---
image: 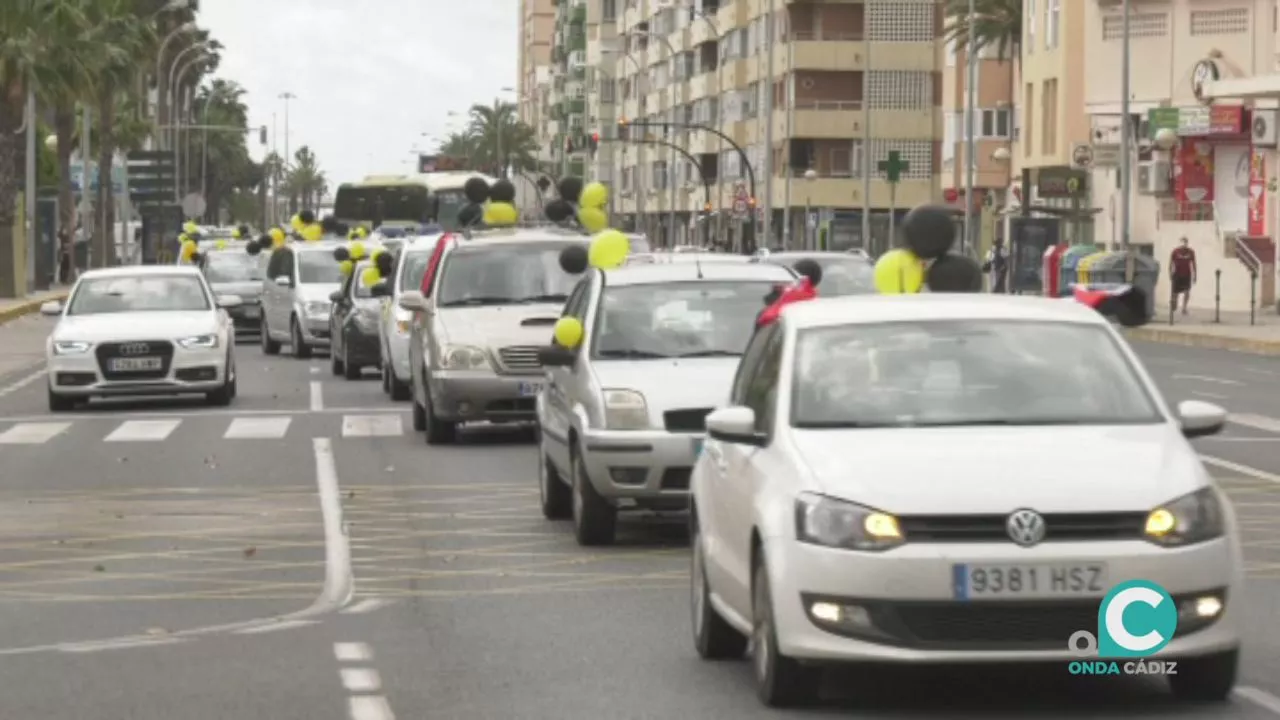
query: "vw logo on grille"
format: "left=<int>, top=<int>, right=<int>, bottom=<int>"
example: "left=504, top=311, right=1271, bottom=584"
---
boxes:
left=118, top=342, right=150, bottom=356
left=1006, top=509, right=1047, bottom=547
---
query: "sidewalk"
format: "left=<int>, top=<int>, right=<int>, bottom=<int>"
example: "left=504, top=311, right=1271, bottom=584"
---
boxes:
left=0, top=287, right=71, bottom=326
left=1125, top=305, right=1280, bottom=356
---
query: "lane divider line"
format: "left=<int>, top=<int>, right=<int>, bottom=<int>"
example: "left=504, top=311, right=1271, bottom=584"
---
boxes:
left=348, top=696, right=395, bottom=720
left=0, top=368, right=46, bottom=398
left=310, top=381, right=324, bottom=411
left=1236, top=686, right=1280, bottom=716
left=314, top=438, right=354, bottom=609
left=340, top=668, right=382, bottom=693
left=233, top=619, right=318, bottom=635
left=341, top=597, right=392, bottom=614
left=334, top=642, right=373, bottom=662
left=1201, top=455, right=1280, bottom=484
left=335, top=643, right=395, bottom=719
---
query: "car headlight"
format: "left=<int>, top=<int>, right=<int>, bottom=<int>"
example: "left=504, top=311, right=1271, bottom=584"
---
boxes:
left=1144, top=487, right=1224, bottom=547
left=304, top=301, right=329, bottom=316
left=436, top=344, right=489, bottom=370
left=794, top=493, right=903, bottom=552
left=177, top=334, right=219, bottom=349
left=603, top=389, right=649, bottom=430
left=51, top=340, right=91, bottom=355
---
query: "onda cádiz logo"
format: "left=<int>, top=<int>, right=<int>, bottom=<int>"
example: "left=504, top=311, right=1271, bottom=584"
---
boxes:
left=1067, top=580, right=1179, bottom=676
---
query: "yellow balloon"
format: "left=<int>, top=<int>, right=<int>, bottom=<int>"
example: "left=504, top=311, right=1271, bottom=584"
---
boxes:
left=873, top=248, right=925, bottom=294
left=180, top=240, right=197, bottom=261
left=182, top=221, right=198, bottom=234
left=232, top=228, right=242, bottom=239
left=290, top=215, right=305, bottom=232
left=580, top=181, right=608, bottom=209
left=215, top=240, right=227, bottom=250
left=339, top=259, right=354, bottom=276
left=577, top=206, right=608, bottom=233
left=355, top=226, right=368, bottom=238
left=177, top=233, right=190, bottom=244
left=349, top=241, right=366, bottom=260
left=301, top=223, right=324, bottom=242
left=553, top=316, right=584, bottom=349
left=483, top=202, right=519, bottom=226
left=588, top=230, right=629, bottom=269
left=268, top=227, right=285, bottom=244
left=360, top=266, right=381, bottom=288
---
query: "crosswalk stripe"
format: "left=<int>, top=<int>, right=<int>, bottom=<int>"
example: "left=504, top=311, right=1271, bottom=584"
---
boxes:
left=341, top=414, right=403, bottom=437
left=104, top=419, right=181, bottom=442
left=0, top=422, right=71, bottom=444
left=223, top=416, right=292, bottom=439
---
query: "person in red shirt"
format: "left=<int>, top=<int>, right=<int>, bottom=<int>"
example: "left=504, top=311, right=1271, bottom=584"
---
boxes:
left=1169, top=237, right=1196, bottom=315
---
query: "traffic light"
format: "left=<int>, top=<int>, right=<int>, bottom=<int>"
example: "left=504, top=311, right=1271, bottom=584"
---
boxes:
left=565, top=136, right=575, bottom=153
left=589, top=132, right=599, bottom=156
left=616, top=117, right=630, bottom=141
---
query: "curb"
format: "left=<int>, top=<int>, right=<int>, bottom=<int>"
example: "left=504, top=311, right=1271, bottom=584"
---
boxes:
left=1124, top=326, right=1280, bottom=356
left=0, top=292, right=69, bottom=327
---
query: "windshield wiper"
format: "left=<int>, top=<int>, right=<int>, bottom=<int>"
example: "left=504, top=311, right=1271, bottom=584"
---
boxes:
left=516, top=294, right=569, bottom=304
left=595, top=349, right=672, bottom=359
left=438, top=296, right=519, bottom=307
left=673, top=350, right=741, bottom=358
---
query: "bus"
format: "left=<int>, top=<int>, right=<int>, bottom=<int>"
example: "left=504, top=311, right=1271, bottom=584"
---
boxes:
left=331, top=172, right=499, bottom=232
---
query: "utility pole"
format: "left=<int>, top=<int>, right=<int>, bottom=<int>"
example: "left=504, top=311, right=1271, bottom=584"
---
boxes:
left=963, top=0, right=977, bottom=255
left=781, top=40, right=794, bottom=249
left=24, top=79, right=37, bottom=289
left=861, top=21, right=872, bottom=252
left=279, top=91, right=295, bottom=172
left=1120, top=0, right=1134, bottom=280
left=761, top=8, right=775, bottom=248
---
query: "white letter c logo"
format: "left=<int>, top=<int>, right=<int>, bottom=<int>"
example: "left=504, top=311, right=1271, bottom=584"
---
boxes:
left=1105, top=587, right=1166, bottom=652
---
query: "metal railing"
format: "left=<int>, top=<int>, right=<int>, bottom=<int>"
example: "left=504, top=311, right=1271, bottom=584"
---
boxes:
left=791, top=100, right=863, bottom=111
left=789, top=31, right=865, bottom=42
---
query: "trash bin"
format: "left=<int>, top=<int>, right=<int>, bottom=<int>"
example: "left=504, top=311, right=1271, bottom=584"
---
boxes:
left=1082, top=252, right=1162, bottom=320
left=1058, top=245, right=1101, bottom=296
left=1075, top=251, right=1109, bottom=286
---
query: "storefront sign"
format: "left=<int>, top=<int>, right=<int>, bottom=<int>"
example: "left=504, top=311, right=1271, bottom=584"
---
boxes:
left=1036, top=166, right=1089, bottom=199
left=1174, top=105, right=1246, bottom=137
left=1210, top=106, right=1244, bottom=135
left=1249, top=148, right=1266, bottom=236
left=1148, top=108, right=1180, bottom=139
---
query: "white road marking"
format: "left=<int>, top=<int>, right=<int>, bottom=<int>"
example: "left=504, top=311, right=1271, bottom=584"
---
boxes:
left=61, top=637, right=187, bottom=653
left=341, top=414, right=402, bottom=438
left=1229, top=413, right=1280, bottom=434
left=104, top=418, right=181, bottom=442
left=224, top=416, right=293, bottom=439
left=310, top=381, right=324, bottom=411
left=1191, top=390, right=1227, bottom=400
left=310, top=366, right=321, bottom=375
left=1172, top=373, right=1243, bottom=386
left=0, top=406, right=409, bottom=423
left=340, top=668, right=382, bottom=693
left=0, top=422, right=70, bottom=444
left=348, top=696, right=395, bottom=720
left=1236, top=686, right=1280, bottom=716
left=0, top=368, right=47, bottom=398
left=1204, top=438, right=1280, bottom=443
left=233, top=619, right=316, bottom=634
left=342, top=597, right=392, bottom=614
left=314, top=438, right=354, bottom=608
left=334, top=642, right=373, bottom=662
left=1201, top=455, right=1280, bottom=484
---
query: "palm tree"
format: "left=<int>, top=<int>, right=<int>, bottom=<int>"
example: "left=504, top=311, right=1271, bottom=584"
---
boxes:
left=284, top=146, right=326, bottom=212
left=466, top=100, right=540, bottom=176
left=188, top=79, right=255, bottom=224
left=943, top=0, right=1022, bottom=62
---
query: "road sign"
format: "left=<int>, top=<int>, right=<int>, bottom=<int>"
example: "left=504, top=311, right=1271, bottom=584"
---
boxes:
left=732, top=183, right=749, bottom=215
left=1071, top=143, right=1094, bottom=169
left=126, top=150, right=177, bottom=207
left=181, top=193, right=207, bottom=218
left=878, top=151, right=909, bottom=183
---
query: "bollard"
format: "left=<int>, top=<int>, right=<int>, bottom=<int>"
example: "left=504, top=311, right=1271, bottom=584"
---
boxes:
left=1251, top=271, right=1258, bottom=326
left=1214, top=269, right=1222, bottom=323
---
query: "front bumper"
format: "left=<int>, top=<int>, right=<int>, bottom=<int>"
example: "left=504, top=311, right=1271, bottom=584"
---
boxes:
left=298, top=313, right=331, bottom=347
left=766, top=536, right=1241, bottom=663
left=428, top=370, right=544, bottom=423
left=227, top=303, right=262, bottom=331
left=579, top=428, right=700, bottom=505
left=48, top=344, right=229, bottom=397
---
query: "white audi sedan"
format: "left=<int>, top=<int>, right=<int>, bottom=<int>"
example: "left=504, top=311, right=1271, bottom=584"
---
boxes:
left=689, top=293, right=1242, bottom=707
left=42, top=266, right=240, bottom=411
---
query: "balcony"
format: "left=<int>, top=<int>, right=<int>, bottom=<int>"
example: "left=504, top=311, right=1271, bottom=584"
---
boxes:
left=789, top=33, right=867, bottom=72
left=771, top=103, right=865, bottom=140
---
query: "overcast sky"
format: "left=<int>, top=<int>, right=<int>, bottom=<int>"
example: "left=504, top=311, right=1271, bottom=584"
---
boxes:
left=201, top=0, right=518, bottom=191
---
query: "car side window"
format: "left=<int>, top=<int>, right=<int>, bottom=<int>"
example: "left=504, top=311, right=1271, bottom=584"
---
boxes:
left=742, top=329, right=784, bottom=434
left=730, top=323, right=778, bottom=406
left=561, top=280, right=588, bottom=319
left=266, top=248, right=292, bottom=280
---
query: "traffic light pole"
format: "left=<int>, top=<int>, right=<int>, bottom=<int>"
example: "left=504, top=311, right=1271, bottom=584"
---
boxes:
left=627, top=137, right=712, bottom=247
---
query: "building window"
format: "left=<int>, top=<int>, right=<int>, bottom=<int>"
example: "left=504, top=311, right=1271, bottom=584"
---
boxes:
left=1041, top=78, right=1058, bottom=156
left=1023, top=83, right=1034, bottom=157
left=1027, top=0, right=1036, bottom=52
left=1102, top=13, right=1168, bottom=40
left=602, top=0, right=616, bottom=22
left=1047, top=0, right=1060, bottom=49
left=867, top=70, right=932, bottom=110
left=1190, top=8, right=1249, bottom=36
left=866, top=0, right=934, bottom=42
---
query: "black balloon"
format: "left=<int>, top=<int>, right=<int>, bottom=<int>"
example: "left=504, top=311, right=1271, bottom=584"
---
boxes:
left=489, top=179, right=517, bottom=203
left=256, top=235, right=273, bottom=251
left=463, top=177, right=491, bottom=204
left=557, top=176, right=583, bottom=204
left=190, top=252, right=203, bottom=265
left=536, top=176, right=552, bottom=191
left=237, top=224, right=250, bottom=237
left=926, top=253, right=983, bottom=293
left=299, top=209, right=316, bottom=225
left=246, top=241, right=261, bottom=256
left=545, top=199, right=574, bottom=222
left=333, top=246, right=350, bottom=262
left=901, top=204, right=956, bottom=260
left=457, top=203, right=483, bottom=227
left=559, top=244, right=588, bottom=274
left=375, top=251, right=394, bottom=277
left=793, top=259, right=823, bottom=287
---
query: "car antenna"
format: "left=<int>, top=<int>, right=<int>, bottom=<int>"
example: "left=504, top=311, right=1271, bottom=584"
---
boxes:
left=694, top=253, right=704, bottom=280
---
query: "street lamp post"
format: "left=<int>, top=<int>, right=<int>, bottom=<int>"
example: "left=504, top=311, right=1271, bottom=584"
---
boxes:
left=279, top=92, right=296, bottom=173
left=166, top=40, right=208, bottom=152
left=803, top=168, right=817, bottom=250
left=962, top=0, right=978, bottom=255
left=169, top=49, right=208, bottom=202
left=153, top=21, right=196, bottom=148
left=633, top=31, right=678, bottom=247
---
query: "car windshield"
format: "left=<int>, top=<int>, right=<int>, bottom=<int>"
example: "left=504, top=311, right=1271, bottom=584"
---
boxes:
left=399, top=250, right=434, bottom=292
left=297, top=251, right=344, bottom=284
left=436, top=243, right=580, bottom=307
left=767, top=256, right=873, bottom=296
left=353, top=265, right=378, bottom=299
left=790, top=320, right=1161, bottom=428
left=204, top=253, right=264, bottom=283
left=592, top=281, right=775, bottom=359
left=67, top=275, right=211, bottom=315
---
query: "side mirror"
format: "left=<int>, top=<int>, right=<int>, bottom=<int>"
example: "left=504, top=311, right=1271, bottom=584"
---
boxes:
left=329, top=290, right=345, bottom=303
left=274, top=275, right=292, bottom=287
left=216, top=294, right=243, bottom=308
left=536, top=344, right=577, bottom=367
left=706, top=406, right=765, bottom=446
left=39, top=301, right=62, bottom=316
left=1177, top=400, right=1227, bottom=439
left=370, top=281, right=391, bottom=298
left=398, top=290, right=427, bottom=312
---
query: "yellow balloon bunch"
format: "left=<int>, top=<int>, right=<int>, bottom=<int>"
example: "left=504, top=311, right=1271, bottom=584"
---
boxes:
left=349, top=241, right=367, bottom=261
left=269, top=227, right=286, bottom=248
left=339, top=260, right=354, bottom=276
left=214, top=240, right=227, bottom=250
left=290, top=214, right=305, bottom=233
left=179, top=238, right=197, bottom=262
left=576, top=182, right=609, bottom=233
left=483, top=202, right=519, bottom=226
left=300, top=223, right=324, bottom=242
left=347, top=226, right=369, bottom=240
left=183, top=221, right=199, bottom=235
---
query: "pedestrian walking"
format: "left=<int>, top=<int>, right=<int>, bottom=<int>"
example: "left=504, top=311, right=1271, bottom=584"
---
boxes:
left=982, top=238, right=1008, bottom=293
left=1169, top=236, right=1196, bottom=315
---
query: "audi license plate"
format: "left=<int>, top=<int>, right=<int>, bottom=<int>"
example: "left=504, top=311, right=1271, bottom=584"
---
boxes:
left=108, top=357, right=163, bottom=372
left=952, top=563, right=1108, bottom=600
left=518, top=382, right=544, bottom=397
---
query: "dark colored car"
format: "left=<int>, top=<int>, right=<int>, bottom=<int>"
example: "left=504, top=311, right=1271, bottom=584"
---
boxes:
left=200, top=246, right=267, bottom=338
left=329, top=260, right=384, bottom=379
left=752, top=251, right=875, bottom=296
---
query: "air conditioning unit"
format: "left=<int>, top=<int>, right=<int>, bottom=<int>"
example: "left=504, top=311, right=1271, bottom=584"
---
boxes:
left=1137, top=160, right=1172, bottom=196
left=1253, top=109, right=1279, bottom=148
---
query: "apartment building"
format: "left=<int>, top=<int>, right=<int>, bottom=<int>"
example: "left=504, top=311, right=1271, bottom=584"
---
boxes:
left=546, top=0, right=591, bottom=181
left=1083, top=0, right=1276, bottom=312
left=571, top=0, right=943, bottom=250
left=519, top=0, right=556, bottom=127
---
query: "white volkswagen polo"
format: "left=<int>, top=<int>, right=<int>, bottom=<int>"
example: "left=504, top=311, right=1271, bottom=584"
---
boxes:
left=689, top=293, right=1242, bottom=707
left=43, top=266, right=240, bottom=411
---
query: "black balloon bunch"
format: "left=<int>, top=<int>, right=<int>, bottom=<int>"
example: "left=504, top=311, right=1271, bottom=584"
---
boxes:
left=544, top=176, right=610, bottom=232
left=457, top=176, right=520, bottom=229
left=873, top=204, right=983, bottom=294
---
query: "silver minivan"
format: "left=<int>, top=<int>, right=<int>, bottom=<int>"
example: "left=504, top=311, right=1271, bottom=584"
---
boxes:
left=397, top=228, right=587, bottom=444
left=260, top=241, right=360, bottom=358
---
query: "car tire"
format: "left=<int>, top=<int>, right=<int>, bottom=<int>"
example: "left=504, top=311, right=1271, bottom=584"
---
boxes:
left=571, top=444, right=617, bottom=546
left=692, top=519, right=748, bottom=660
left=343, top=339, right=361, bottom=380
left=260, top=319, right=281, bottom=355
left=752, top=553, right=820, bottom=707
left=389, top=372, right=411, bottom=401
left=381, top=361, right=392, bottom=394
left=205, top=358, right=237, bottom=407
left=290, top=317, right=311, bottom=359
left=539, top=452, right=572, bottom=520
left=1168, top=650, right=1238, bottom=702
left=47, top=387, right=76, bottom=413
left=331, top=351, right=344, bottom=376
left=422, top=379, right=457, bottom=445
left=411, top=397, right=427, bottom=431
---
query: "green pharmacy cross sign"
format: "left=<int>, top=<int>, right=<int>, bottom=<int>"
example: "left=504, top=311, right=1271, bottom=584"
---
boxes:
left=879, top=150, right=909, bottom=183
